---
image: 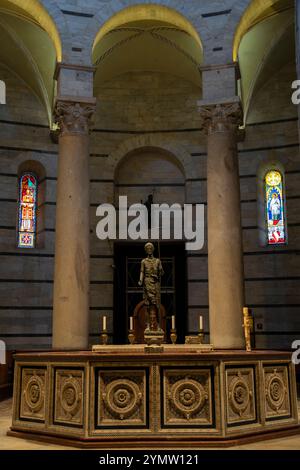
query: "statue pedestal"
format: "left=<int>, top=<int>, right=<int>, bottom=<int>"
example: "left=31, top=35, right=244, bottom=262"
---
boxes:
left=144, top=327, right=164, bottom=353
left=144, top=344, right=164, bottom=353
left=8, top=349, right=299, bottom=448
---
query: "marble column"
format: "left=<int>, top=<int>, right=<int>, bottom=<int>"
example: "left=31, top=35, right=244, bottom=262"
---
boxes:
left=200, top=102, right=245, bottom=349
left=52, top=99, right=95, bottom=350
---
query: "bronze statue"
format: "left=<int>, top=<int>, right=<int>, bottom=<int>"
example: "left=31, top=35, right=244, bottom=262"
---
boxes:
left=138, top=242, right=164, bottom=332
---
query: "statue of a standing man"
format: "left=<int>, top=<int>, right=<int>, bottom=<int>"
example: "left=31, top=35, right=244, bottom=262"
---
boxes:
left=138, top=242, right=164, bottom=333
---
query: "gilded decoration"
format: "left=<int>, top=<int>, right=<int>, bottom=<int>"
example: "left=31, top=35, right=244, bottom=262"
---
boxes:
left=264, top=366, right=290, bottom=419
left=97, top=370, right=147, bottom=427
left=54, top=369, right=84, bottom=426
left=226, top=368, right=256, bottom=425
left=163, top=369, right=213, bottom=426
left=20, top=368, right=46, bottom=422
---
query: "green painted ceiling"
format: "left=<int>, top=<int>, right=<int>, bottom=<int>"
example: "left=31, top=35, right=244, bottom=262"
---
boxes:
left=93, top=19, right=203, bottom=89
left=238, top=5, right=295, bottom=122
left=0, top=7, right=56, bottom=125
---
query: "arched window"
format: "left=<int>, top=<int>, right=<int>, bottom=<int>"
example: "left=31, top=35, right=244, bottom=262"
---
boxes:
left=265, top=170, right=286, bottom=245
left=18, top=173, right=38, bottom=248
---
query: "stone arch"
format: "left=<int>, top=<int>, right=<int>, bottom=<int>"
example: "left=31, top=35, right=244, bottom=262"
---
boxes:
left=0, top=1, right=70, bottom=125
left=40, top=0, right=71, bottom=60
left=227, top=0, right=294, bottom=122
left=107, top=135, right=194, bottom=181
left=3, top=0, right=69, bottom=62
left=222, top=0, right=251, bottom=61
left=86, top=1, right=210, bottom=65
left=243, top=17, right=294, bottom=122
left=225, top=0, right=292, bottom=62
left=18, top=159, right=46, bottom=180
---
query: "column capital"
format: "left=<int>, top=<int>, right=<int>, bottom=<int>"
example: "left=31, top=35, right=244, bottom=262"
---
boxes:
left=198, top=100, right=243, bottom=135
left=54, top=97, right=96, bottom=136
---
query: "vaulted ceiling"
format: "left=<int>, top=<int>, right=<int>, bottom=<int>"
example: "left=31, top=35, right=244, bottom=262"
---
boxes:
left=93, top=5, right=203, bottom=92
left=236, top=0, right=295, bottom=123
left=0, top=0, right=60, bottom=125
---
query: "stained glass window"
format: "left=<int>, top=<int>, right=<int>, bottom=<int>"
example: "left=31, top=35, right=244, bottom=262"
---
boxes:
left=265, top=170, right=286, bottom=245
left=18, top=173, right=37, bottom=248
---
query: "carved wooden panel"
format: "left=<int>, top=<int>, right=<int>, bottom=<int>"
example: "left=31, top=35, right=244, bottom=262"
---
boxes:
left=263, top=365, right=291, bottom=420
left=96, top=369, right=148, bottom=428
left=162, top=368, right=213, bottom=427
left=226, top=367, right=256, bottom=425
left=19, top=368, right=46, bottom=422
left=54, top=369, right=84, bottom=426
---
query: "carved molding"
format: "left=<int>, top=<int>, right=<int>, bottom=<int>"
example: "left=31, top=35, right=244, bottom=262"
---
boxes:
left=97, top=370, right=147, bottom=427
left=226, top=368, right=256, bottom=425
left=264, top=367, right=290, bottom=419
left=54, top=100, right=96, bottom=136
left=54, top=369, right=84, bottom=426
left=163, top=369, right=213, bottom=426
left=103, top=379, right=142, bottom=420
left=12, top=356, right=298, bottom=441
left=199, top=102, right=243, bottom=135
left=20, top=368, right=46, bottom=422
left=229, top=372, right=252, bottom=417
left=168, top=378, right=208, bottom=419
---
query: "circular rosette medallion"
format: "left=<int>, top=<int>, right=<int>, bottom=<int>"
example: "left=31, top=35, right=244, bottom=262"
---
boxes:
left=24, top=375, right=44, bottom=413
left=266, top=373, right=286, bottom=412
left=103, top=379, right=142, bottom=420
left=168, top=378, right=208, bottom=420
left=61, top=378, right=82, bottom=415
left=229, top=375, right=251, bottom=417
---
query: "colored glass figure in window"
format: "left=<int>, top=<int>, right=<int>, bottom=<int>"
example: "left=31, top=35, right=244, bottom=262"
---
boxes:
left=265, top=170, right=286, bottom=245
left=18, top=173, right=37, bottom=248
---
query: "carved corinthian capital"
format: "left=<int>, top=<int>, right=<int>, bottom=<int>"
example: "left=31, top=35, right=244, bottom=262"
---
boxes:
left=55, top=100, right=96, bottom=136
left=199, top=102, right=243, bottom=135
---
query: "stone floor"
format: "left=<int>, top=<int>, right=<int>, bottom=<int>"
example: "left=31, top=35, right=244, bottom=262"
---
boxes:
left=1, top=399, right=300, bottom=450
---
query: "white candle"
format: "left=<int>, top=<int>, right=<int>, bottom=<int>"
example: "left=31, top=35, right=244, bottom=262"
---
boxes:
left=130, top=316, right=133, bottom=330
left=171, top=315, right=175, bottom=329
left=102, top=315, right=107, bottom=332
left=199, top=315, right=203, bottom=331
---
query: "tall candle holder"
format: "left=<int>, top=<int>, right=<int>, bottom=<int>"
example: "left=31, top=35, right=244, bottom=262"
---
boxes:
left=170, top=315, right=177, bottom=344
left=128, top=316, right=135, bottom=344
left=101, top=331, right=108, bottom=345
left=170, top=328, right=177, bottom=345
left=101, top=315, right=108, bottom=345
left=128, top=329, right=135, bottom=345
left=198, top=314, right=204, bottom=344
left=198, top=328, right=204, bottom=344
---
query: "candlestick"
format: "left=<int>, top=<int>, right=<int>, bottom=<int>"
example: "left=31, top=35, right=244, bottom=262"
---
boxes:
left=102, top=315, right=107, bottom=332
left=101, top=332, right=108, bottom=345
left=130, top=316, right=133, bottom=331
left=171, top=315, right=175, bottom=329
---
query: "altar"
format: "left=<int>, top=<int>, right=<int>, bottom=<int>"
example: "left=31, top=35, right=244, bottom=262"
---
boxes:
left=8, top=347, right=299, bottom=448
